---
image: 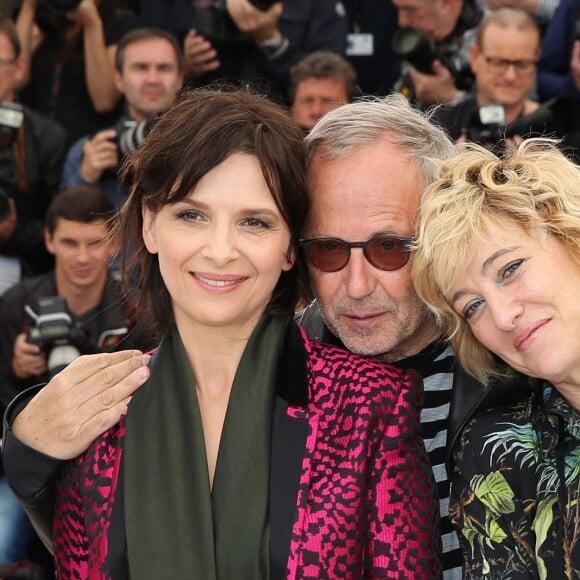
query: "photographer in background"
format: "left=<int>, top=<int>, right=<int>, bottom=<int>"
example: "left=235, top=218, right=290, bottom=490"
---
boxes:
left=0, top=185, right=154, bottom=409
left=289, top=50, right=358, bottom=132
left=433, top=8, right=540, bottom=142
left=59, top=27, right=184, bottom=207
left=393, top=0, right=482, bottom=106
left=15, top=0, right=139, bottom=142
left=0, top=16, right=67, bottom=295
left=141, top=0, right=348, bottom=101
left=0, top=185, right=153, bottom=576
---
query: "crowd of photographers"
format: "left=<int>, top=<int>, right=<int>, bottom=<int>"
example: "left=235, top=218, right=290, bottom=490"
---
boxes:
left=0, top=0, right=579, bottom=576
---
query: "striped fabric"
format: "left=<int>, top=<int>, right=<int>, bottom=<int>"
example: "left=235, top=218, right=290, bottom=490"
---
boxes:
left=396, top=342, right=462, bottom=580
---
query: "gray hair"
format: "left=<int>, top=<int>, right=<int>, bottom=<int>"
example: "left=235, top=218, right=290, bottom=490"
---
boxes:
left=305, top=93, right=456, bottom=187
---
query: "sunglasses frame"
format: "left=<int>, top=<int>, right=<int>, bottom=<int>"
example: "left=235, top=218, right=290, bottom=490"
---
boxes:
left=299, top=236, right=413, bottom=272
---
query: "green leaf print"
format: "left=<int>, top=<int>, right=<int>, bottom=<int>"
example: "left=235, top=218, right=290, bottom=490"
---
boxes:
left=532, top=495, right=558, bottom=580
left=471, top=471, right=516, bottom=517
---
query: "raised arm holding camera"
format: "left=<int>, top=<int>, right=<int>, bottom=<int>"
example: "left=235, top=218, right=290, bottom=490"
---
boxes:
left=0, top=16, right=67, bottom=294
left=0, top=185, right=154, bottom=411
left=176, top=0, right=348, bottom=100
left=392, top=0, right=482, bottom=106
left=60, top=27, right=184, bottom=207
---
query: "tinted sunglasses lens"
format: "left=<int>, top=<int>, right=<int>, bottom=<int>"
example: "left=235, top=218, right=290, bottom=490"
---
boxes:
left=305, top=239, right=349, bottom=272
left=367, top=238, right=410, bottom=270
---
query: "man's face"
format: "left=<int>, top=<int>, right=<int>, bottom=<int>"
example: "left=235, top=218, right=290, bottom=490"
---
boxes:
left=0, top=33, right=23, bottom=102
left=305, top=137, right=438, bottom=361
left=471, top=24, right=539, bottom=109
left=116, top=37, right=183, bottom=121
left=291, top=77, right=349, bottom=131
left=45, top=218, right=113, bottom=292
left=393, top=0, right=447, bottom=42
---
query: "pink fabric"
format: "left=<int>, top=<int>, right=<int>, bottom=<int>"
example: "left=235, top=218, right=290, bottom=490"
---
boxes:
left=54, top=330, right=440, bottom=578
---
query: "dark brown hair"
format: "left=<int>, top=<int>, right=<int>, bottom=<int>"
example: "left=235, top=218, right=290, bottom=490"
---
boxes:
left=114, top=27, right=183, bottom=73
left=289, top=50, right=359, bottom=104
left=45, top=185, right=114, bottom=234
left=118, top=87, right=309, bottom=336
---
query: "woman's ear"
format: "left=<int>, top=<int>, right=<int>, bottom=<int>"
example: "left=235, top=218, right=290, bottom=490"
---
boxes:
left=142, top=203, right=158, bottom=254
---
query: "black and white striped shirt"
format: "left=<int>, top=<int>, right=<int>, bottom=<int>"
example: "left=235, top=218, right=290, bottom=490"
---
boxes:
left=396, top=341, right=462, bottom=580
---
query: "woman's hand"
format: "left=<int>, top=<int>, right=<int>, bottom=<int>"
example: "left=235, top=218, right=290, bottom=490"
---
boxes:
left=12, top=350, right=151, bottom=460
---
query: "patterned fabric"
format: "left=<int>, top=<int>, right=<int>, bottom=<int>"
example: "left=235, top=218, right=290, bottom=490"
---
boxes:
left=53, top=328, right=441, bottom=579
left=397, top=342, right=462, bottom=579
left=450, top=384, right=580, bottom=579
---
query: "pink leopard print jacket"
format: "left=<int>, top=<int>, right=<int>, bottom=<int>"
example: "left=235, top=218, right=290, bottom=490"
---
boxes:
left=54, top=322, right=441, bottom=579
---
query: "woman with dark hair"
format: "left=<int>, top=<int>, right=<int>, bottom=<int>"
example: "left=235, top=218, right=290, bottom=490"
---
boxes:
left=4, top=88, right=440, bottom=579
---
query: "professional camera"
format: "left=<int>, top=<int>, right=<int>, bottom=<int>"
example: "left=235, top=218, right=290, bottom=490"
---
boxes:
left=0, top=102, right=24, bottom=149
left=464, top=96, right=580, bottom=154
left=191, top=0, right=278, bottom=44
left=26, top=296, right=98, bottom=379
left=392, top=27, right=439, bottom=74
left=393, top=27, right=474, bottom=94
left=112, top=118, right=152, bottom=157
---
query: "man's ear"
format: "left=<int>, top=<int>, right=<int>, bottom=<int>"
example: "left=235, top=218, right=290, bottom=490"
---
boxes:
left=44, top=229, right=55, bottom=255
left=469, top=43, right=481, bottom=75
left=142, top=203, right=158, bottom=254
left=114, top=68, right=124, bottom=94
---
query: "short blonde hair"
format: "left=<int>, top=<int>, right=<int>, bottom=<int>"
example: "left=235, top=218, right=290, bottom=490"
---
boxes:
left=412, top=139, right=580, bottom=383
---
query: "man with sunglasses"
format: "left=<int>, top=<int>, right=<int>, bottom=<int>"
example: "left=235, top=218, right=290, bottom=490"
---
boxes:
left=297, top=92, right=525, bottom=579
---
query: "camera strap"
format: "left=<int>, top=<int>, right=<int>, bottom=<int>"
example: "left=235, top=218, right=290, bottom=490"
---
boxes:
left=15, top=125, right=28, bottom=194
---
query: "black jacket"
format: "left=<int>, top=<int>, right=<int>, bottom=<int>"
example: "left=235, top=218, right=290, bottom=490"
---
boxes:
left=0, top=106, right=68, bottom=276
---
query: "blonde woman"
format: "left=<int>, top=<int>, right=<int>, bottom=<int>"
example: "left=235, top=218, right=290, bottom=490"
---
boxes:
left=412, top=140, right=580, bottom=579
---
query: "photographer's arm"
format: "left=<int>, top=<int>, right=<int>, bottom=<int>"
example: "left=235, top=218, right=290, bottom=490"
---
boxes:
left=571, top=41, right=580, bottom=92
left=68, top=0, right=121, bottom=113
left=14, top=0, right=42, bottom=89
left=226, top=0, right=283, bottom=43
left=183, top=29, right=221, bottom=79
left=410, top=60, right=461, bottom=105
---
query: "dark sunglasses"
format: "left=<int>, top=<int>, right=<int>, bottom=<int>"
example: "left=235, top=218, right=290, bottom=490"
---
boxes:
left=299, top=236, right=413, bottom=272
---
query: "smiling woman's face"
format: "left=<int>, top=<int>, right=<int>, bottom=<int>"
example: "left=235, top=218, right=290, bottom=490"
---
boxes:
left=142, top=153, right=294, bottom=337
left=449, top=218, right=580, bottom=390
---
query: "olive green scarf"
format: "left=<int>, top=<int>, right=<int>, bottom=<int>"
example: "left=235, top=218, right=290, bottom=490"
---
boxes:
left=124, top=314, right=289, bottom=579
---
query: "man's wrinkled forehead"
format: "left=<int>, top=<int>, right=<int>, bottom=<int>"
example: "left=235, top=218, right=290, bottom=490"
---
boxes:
left=304, top=142, right=424, bottom=237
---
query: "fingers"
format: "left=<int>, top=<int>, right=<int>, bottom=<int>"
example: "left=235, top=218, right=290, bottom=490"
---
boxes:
left=184, top=30, right=220, bottom=76
left=11, top=350, right=152, bottom=460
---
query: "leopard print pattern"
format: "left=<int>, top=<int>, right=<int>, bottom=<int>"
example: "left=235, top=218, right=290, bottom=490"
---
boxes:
left=54, top=331, right=440, bottom=578
left=285, top=333, right=441, bottom=579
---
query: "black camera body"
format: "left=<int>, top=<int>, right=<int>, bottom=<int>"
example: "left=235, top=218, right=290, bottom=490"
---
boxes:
left=111, top=118, right=151, bottom=157
left=191, top=0, right=278, bottom=44
left=27, top=296, right=97, bottom=379
left=0, top=102, right=24, bottom=150
left=464, top=97, right=580, bottom=154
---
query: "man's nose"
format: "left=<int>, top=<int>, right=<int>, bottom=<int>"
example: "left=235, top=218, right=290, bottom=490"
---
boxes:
left=343, top=248, right=375, bottom=299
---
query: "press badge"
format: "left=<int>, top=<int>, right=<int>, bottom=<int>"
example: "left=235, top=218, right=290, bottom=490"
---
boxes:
left=346, top=33, right=374, bottom=56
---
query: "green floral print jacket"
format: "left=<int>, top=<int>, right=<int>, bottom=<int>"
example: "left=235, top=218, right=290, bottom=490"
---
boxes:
left=450, top=383, right=580, bottom=579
